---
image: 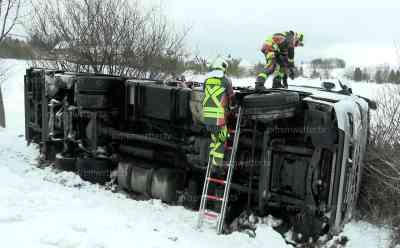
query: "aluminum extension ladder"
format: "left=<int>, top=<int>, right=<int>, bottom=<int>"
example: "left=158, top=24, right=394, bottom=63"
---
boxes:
left=197, top=107, right=243, bottom=234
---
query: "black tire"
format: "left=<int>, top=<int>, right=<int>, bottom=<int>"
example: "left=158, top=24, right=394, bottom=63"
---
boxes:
left=55, top=153, right=76, bottom=172
left=242, top=92, right=300, bottom=120
left=243, top=92, right=300, bottom=109
left=76, top=76, right=123, bottom=93
left=77, top=157, right=114, bottom=185
left=150, top=168, right=178, bottom=203
left=76, top=93, right=111, bottom=109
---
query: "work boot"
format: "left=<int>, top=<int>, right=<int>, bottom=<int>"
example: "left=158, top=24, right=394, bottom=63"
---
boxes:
left=255, top=75, right=267, bottom=91
left=282, top=76, right=288, bottom=88
left=255, top=84, right=266, bottom=91
left=272, top=77, right=283, bottom=88
left=211, top=165, right=226, bottom=178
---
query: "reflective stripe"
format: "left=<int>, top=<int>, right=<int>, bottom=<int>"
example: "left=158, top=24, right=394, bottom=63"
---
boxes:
left=205, top=78, right=221, bottom=85
left=209, top=126, right=229, bottom=166
left=203, top=85, right=221, bottom=106
left=210, top=151, right=224, bottom=159
left=203, top=107, right=225, bottom=114
left=219, top=127, right=229, bottom=140
left=258, top=73, right=267, bottom=80
left=274, top=65, right=285, bottom=77
left=209, top=88, right=224, bottom=109
left=204, top=112, right=223, bottom=118
left=210, top=142, right=224, bottom=159
left=202, top=77, right=225, bottom=120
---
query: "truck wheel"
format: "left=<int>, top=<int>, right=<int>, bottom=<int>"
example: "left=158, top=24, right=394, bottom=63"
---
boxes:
left=55, top=153, right=76, bottom=172
left=242, top=92, right=300, bottom=110
left=77, top=158, right=113, bottom=185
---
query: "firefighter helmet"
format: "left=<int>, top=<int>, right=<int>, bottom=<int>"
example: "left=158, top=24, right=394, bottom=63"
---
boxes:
left=210, top=57, right=228, bottom=72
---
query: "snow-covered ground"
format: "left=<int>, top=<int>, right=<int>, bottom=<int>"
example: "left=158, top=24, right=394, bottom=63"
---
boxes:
left=0, top=59, right=393, bottom=248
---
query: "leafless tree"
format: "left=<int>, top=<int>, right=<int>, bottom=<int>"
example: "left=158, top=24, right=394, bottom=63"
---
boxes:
left=359, top=45, right=400, bottom=246
left=0, top=0, right=21, bottom=43
left=30, top=0, right=188, bottom=78
left=0, top=0, right=23, bottom=128
left=359, top=85, right=400, bottom=246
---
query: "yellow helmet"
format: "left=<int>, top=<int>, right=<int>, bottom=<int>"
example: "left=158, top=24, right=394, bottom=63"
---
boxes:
left=210, top=57, right=228, bottom=72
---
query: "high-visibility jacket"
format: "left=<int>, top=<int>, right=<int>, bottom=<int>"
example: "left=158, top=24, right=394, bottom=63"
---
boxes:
left=202, top=75, right=234, bottom=127
left=261, top=31, right=296, bottom=67
left=257, top=31, right=296, bottom=82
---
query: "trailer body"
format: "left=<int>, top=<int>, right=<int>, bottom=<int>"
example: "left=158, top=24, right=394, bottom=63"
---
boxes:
left=24, top=68, right=373, bottom=241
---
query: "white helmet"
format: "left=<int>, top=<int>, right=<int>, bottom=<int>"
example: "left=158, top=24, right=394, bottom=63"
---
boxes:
left=210, top=57, right=228, bottom=72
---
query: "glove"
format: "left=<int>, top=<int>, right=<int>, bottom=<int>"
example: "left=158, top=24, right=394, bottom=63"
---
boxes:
left=228, top=104, right=239, bottom=112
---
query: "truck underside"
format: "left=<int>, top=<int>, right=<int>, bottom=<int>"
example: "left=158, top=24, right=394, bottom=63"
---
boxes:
left=24, top=68, right=367, bottom=243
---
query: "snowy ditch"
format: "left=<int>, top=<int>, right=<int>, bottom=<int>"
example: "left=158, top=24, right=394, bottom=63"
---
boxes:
left=0, top=59, right=394, bottom=248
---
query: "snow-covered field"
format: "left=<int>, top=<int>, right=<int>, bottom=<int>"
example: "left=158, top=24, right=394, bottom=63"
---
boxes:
left=0, top=59, right=393, bottom=248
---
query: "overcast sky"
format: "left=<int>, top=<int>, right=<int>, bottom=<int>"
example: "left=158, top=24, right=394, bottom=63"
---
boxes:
left=144, top=0, right=400, bottom=66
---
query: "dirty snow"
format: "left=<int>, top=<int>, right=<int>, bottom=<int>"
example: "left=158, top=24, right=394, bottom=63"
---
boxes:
left=0, top=59, right=393, bottom=247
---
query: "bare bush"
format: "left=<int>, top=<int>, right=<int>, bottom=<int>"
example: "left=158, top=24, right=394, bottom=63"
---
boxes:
left=30, top=0, right=188, bottom=79
left=0, top=0, right=22, bottom=43
left=310, top=58, right=345, bottom=79
left=358, top=85, right=400, bottom=246
left=185, top=49, right=208, bottom=74
left=0, top=0, right=23, bottom=128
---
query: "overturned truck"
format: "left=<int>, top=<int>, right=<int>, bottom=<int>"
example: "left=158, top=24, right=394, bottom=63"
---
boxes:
left=24, top=68, right=375, bottom=242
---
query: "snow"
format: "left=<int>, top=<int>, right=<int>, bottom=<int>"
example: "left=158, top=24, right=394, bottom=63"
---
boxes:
left=339, top=221, right=392, bottom=248
left=186, top=73, right=383, bottom=101
left=0, top=59, right=393, bottom=247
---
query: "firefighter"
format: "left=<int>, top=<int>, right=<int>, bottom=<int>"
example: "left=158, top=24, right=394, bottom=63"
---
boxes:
left=202, top=57, right=235, bottom=169
left=255, top=31, right=304, bottom=90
